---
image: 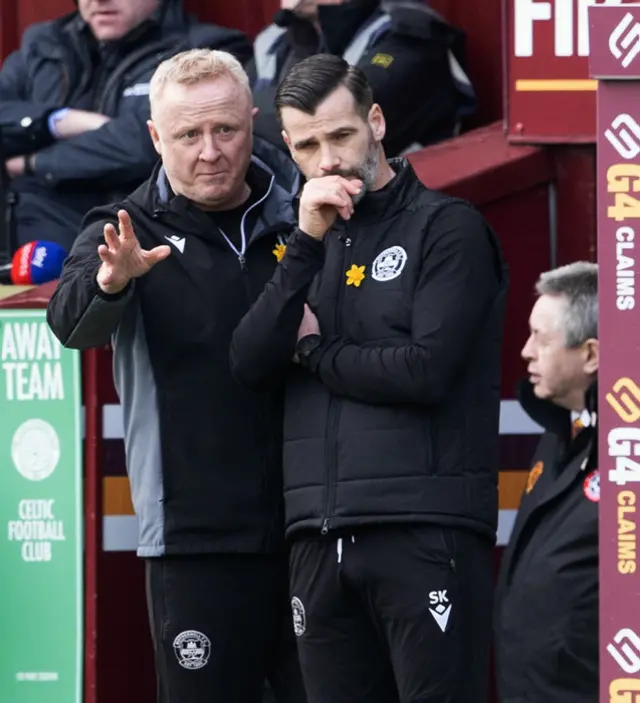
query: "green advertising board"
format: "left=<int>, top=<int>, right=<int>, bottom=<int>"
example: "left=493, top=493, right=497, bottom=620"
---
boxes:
left=0, top=309, right=83, bottom=702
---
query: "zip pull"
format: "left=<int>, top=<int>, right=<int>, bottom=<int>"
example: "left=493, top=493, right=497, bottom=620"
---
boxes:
left=321, top=518, right=330, bottom=535
left=344, top=237, right=352, bottom=247
left=238, top=254, right=247, bottom=271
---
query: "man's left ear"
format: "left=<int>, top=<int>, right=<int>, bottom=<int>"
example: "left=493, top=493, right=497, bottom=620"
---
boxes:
left=252, top=107, right=259, bottom=119
left=147, top=120, right=162, bottom=156
left=583, top=338, right=599, bottom=375
left=368, top=104, right=385, bottom=142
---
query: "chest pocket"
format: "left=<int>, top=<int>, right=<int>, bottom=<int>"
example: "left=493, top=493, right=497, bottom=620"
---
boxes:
left=350, top=235, right=416, bottom=343
left=310, top=218, right=421, bottom=342
left=119, top=59, right=160, bottom=100
left=352, top=277, right=412, bottom=342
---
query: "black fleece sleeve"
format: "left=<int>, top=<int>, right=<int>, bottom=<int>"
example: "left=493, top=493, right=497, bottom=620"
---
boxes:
left=46, top=207, right=134, bottom=350
left=230, top=229, right=325, bottom=389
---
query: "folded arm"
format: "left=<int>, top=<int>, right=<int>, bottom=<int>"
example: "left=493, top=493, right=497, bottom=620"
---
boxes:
left=305, top=204, right=501, bottom=405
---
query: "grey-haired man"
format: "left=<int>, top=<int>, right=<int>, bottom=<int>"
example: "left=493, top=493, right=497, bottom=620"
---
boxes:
left=495, top=262, right=599, bottom=703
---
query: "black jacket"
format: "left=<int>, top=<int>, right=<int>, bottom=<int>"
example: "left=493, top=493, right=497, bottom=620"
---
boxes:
left=495, top=381, right=599, bottom=703
left=46, top=138, right=301, bottom=557
left=231, top=159, right=508, bottom=540
left=0, top=0, right=252, bottom=249
left=247, top=0, right=475, bottom=157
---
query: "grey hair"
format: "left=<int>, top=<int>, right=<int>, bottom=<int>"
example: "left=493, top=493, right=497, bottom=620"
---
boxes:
left=535, top=261, right=598, bottom=347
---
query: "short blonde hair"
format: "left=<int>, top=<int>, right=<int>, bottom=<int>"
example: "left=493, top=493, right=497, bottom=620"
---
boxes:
left=149, top=49, right=251, bottom=119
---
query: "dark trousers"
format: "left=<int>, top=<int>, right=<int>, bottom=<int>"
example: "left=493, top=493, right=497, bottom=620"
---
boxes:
left=146, top=553, right=307, bottom=703
left=289, top=525, right=493, bottom=703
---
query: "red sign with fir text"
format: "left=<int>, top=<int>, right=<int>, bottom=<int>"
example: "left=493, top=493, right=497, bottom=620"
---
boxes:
left=507, top=0, right=636, bottom=143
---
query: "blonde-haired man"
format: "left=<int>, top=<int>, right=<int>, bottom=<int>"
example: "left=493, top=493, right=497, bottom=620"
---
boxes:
left=47, top=49, right=306, bottom=703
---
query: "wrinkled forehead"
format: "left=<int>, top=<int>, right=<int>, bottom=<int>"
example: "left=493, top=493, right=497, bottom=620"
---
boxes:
left=155, top=77, right=251, bottom=124
left=163, top=77, right=250, bottom=109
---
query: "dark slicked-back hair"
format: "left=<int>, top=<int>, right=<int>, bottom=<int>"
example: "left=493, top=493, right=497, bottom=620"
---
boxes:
left=275, top=54, right=374, bottom=124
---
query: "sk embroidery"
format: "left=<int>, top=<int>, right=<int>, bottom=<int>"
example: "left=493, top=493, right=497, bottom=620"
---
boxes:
left=346, top=265, right=366, bottom=287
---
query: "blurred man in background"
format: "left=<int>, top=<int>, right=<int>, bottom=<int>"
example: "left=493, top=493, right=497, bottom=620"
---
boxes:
left=0, top=0, right=251, bottom=252
left=248, top=0, right=475, bottom=156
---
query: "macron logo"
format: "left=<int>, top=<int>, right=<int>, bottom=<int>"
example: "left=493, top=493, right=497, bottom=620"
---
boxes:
left=428, top=589, right=452, bottom=633
left=164, top=235, right=185, bottom=253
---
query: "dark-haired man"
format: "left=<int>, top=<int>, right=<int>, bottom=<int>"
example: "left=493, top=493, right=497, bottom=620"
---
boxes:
left=231, top=54, right=508, bottom=703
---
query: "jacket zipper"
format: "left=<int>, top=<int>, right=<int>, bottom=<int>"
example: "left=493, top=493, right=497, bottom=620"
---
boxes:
left=65, top=31, right=93, bottom=105
left=233, top=176, right=275, bottom=274
left=238, top=178, right=277, bottom=545
left=321, top=232, right=353, bottom=535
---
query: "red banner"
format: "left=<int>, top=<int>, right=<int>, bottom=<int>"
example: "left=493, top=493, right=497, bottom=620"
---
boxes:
left=506, top=0, right=636, bottom=144
left=590, top=4, right=640, bottom=701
